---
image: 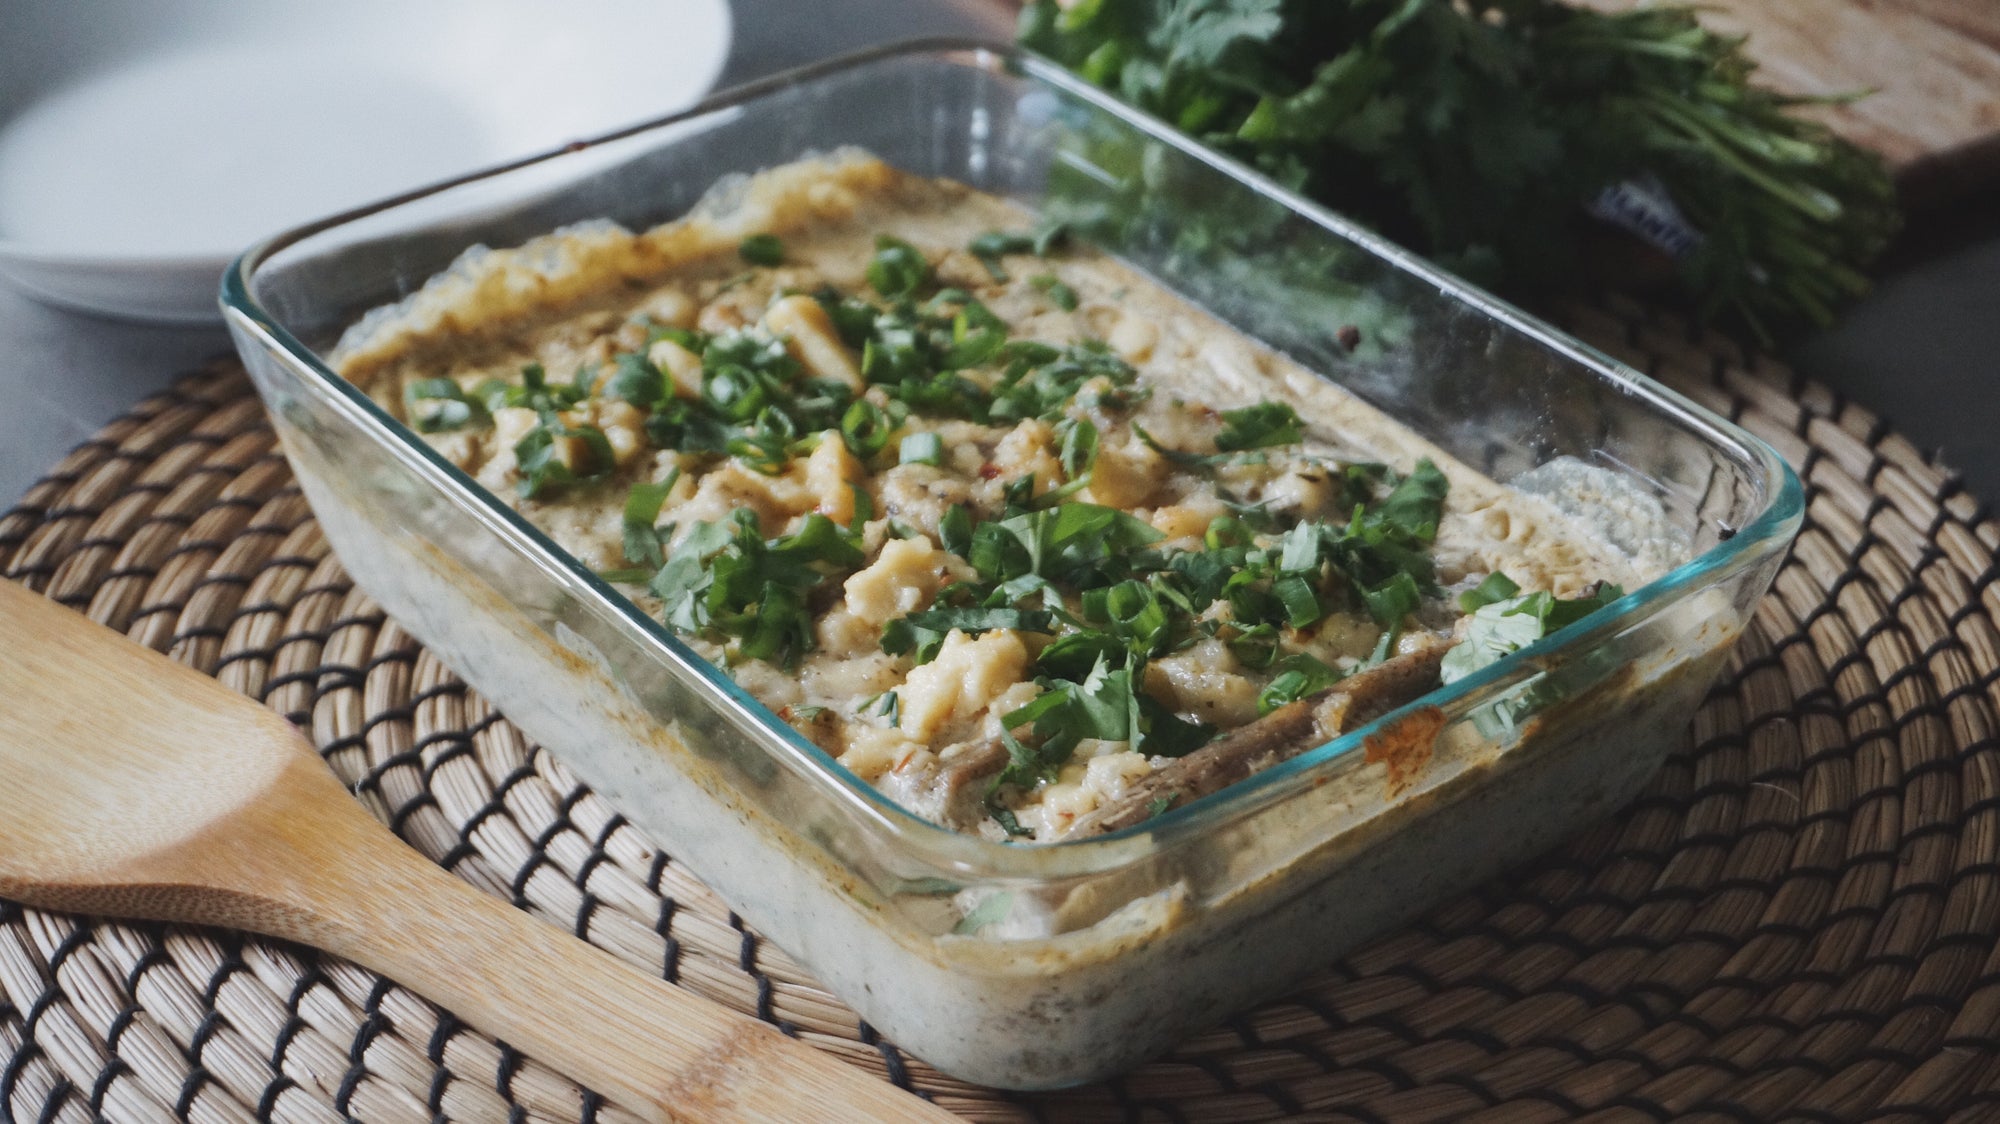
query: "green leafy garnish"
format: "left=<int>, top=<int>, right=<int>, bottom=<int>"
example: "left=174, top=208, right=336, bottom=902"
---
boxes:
left=1439, top=583, right=1626, bottom=684
left=407, top=378, right=491, bottom=433
left=867, top=235, right=930, bottom=299
left=989, top=341, right=1136, bottom=423
left=515, top=413, right=614, bottom=500
left=1458, top=571, right=1522, bottom=612
left=1030, top=273, right=1079, bottom=312
left=738, top=233, right=784, bottom=267
left=968, top=225, right=1070, bottom=281
left=882, top=607, right=1057, bottom=664
left=606, top=352, right=665, bottom=405
left=1215, top=401, right=1304, bottom=451
left=621, top=471, right=679, bottom=568
left=649, top=509, right=863, bottom=667
left=1257, top=653, right=1343, bottom=715
left=1020, top=0, right=1898, bottom=339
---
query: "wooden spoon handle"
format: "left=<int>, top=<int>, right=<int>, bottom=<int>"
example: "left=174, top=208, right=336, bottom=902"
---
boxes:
left=0, top=580, right=950, bottom=1123
left=283, top=789, right=945, bottom=1124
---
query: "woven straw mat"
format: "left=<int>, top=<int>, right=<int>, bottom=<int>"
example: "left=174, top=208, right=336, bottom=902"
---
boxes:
left=5, top=294, right=2000, bottom=1123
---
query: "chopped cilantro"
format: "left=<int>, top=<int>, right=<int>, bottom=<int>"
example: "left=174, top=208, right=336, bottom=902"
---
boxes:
left=1145, top=795, right=1175, bottom=820
left=515, top=413, right=613, bottom=500
left=1375, top=459, right=1449, bottom=542
left=989, top=340, right=1135, bottom=423
left=990, top=804, right=1031, bottom=838
left=1030, top=273, right=1079, bottom=311
left=738, top=233, right=784, bottom=267
left=1057, top=417, right=1098, bottom=482
left=1361, top=569, right=1423, bottom=629
left=1215, top=401, right=1304, bottom=451
left=882, top=607, right=1056, bottom=664
left=935, top=503, right=973, bottom=555
left=1458, top=571, right=1522, bottom=612
left=407, top=378, right=490, bottom=433
left=606, top=352, right=665, bottom=406
left=1439, top=583, right=1626, bottom=685
left=620, top=470, right=679, bottom=567
left=1257, top=653, right=1343, bottom=715
left=866, top=235, right=930, bottom=299
left=648, top=509, right=863, bottom=667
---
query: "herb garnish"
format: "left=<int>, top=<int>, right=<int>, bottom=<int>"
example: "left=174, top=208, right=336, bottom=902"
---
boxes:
left=1440, top=582, right=1626, bottom=685
left=1030, top=273, right=1079, bottom=312
left=899, top=431, right=943, bottom=466
left=1020, top=0, right=1897, bottom=339
left=621, top=470, right=680, bottom=567
left=867, top=235, right=930, bottom=299
left=1215, top=401, right=1304, bottom=452
left=738, top=233, right=785, bottom=267
left=649, top=509, right=863, bottom=667
left=407, top=378, right=490, bottom=433
left=515, top=413, right=614, bottom=500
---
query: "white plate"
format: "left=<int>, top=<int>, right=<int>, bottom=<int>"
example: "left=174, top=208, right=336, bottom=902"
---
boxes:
left=0, top=0, right=733, bottom=324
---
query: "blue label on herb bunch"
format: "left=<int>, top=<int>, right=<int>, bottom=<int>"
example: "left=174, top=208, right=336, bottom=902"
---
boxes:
left=1588, top=174, right=1704, bottom=261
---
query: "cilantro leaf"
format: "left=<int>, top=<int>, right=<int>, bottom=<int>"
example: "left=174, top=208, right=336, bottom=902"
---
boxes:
left=606, top=352, right=665, bottom=407
left=867, top=235, right=930, bottom=299
left=1458, top=570, right=1522, bottom=612
left=1257, top=653, right=1343, bottom=715
left=882, top=607, right=1056, bottom=664
left=1439, top=582, right=1625, bottom=684
left=621, top=471, right=679, bottom=567
left=407, top=378, right=491, bottom=433
left=1375, top=459, right=1449, bottom=542
left=648, top=509, right=864, bottom=667
left=1215, top=401, right=1304, bottom=451
left=738, top=233, right=785, bottom=267
left=515, top=412, right=613, bottom=500
left=1030, top=273, right=1080, bottom=312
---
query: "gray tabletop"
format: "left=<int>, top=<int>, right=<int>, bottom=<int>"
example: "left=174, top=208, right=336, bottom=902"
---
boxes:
left=4, top=0, right=1995, bottom=509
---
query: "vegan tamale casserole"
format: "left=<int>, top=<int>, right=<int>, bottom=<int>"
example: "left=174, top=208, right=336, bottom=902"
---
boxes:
left=334, top=152, right=1681, bottom=847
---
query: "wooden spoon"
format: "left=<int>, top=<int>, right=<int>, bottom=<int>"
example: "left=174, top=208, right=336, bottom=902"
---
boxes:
left=0, top=579, right=953, bottom=1124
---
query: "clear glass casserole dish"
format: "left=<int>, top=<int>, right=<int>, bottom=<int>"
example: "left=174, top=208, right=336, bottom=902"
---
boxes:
left=221, top=41, right=1802, bottom=1090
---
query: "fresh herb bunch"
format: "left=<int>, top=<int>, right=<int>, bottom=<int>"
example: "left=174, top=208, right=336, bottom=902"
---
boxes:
left=1020, top=0, right=1898, bottom=340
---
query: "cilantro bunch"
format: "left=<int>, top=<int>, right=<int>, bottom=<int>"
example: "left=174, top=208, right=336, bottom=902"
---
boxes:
left=1020, top=0, right=1898, bottom=339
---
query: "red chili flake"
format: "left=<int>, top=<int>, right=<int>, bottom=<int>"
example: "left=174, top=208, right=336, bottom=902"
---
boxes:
left=978, top=462, right=1002, bottom=480
left=1336, top=325, right=1362, bottom=351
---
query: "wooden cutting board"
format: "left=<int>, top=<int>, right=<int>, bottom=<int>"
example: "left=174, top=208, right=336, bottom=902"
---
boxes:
left=1576, top=0, right=2000, bottom=207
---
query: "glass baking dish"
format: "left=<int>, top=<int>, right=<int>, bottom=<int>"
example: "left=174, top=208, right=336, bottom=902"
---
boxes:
left=222, top=41, right=1801, bottom=1090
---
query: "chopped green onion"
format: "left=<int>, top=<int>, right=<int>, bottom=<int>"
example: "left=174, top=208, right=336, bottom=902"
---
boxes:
left=900, top=432, right=943, bottom=466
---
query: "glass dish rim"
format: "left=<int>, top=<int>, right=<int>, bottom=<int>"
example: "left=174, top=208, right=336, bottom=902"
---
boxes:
left=221, top=38, right=1804, bottom=883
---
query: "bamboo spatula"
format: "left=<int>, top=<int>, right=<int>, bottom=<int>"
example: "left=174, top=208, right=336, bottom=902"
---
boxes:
left=0, top=578, right=954, bottom=1124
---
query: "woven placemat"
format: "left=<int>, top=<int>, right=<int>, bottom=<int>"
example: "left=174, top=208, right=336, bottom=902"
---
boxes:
left=5, top=294, right=2000, bottom=1123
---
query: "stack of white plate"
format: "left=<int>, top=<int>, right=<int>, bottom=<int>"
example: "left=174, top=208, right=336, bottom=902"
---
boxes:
left=0, top=0, right=732, bottom=323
